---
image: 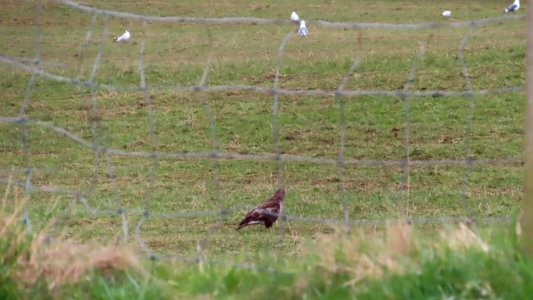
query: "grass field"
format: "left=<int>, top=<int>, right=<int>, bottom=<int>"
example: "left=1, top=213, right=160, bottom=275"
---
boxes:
left=0, top=0, right=526, bottom=267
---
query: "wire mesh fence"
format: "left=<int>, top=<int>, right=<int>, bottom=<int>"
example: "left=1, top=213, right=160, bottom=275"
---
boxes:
left=0, top=0, right=525, bottom=264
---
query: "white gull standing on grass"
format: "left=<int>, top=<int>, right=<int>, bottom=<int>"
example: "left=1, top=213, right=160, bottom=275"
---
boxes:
left=505, top=0, right=520, bottom=12
left=291, top=11, right=300, bottom=24
left=298, top=20, right=308, bottom=36
left=116, top=30, right=130, bottom=42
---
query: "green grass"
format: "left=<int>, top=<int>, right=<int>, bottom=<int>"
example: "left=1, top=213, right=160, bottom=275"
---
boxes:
left=0, top=0, right=526, bottom=264
left=2, top=197, right=532, bottom=299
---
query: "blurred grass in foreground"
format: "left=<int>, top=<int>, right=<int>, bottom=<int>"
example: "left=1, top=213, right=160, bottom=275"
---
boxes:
left=1, top=184, right=531, bottom=299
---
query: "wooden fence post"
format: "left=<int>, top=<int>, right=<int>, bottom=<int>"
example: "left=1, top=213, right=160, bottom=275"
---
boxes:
left=523, top=0, right=533, bottom=256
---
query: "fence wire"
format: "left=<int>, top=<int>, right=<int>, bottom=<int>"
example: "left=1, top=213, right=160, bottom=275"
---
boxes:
left=0, top=0, right=524, bottom=265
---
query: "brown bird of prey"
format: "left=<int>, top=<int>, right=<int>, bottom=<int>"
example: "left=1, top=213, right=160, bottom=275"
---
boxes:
left=237, top=188, right=285, bottom=230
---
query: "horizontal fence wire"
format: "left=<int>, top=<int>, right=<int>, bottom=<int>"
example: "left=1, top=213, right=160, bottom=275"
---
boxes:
left=0, top=0, right=525, bottom=265
left=0, top=55, right=524, bottom=98
left=57, top=0, right=525, bottom=29
left=0, top=116, right=523, bottom=167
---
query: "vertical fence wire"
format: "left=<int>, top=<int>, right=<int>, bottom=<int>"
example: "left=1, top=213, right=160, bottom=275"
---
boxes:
left=195, top=24, right=224, bottom=265
left=18, top=0, right=43, bottom=231
left=457, top=27, right=477, bottom=223
left=273, top=31, right=294, bottom=258
left=136, top=19, right=160, bottom=258
left=398, top=40, right=427, bottom=219
left=336, top=57, right=362, bottom=232
left=82, top=15, right=109, bottom=207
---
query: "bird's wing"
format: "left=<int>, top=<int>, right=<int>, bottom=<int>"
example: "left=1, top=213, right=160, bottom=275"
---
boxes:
left=246, top=190, right=283, bottom=217
left=264, top=206, right=280, bottom=217
left=507, top=4, right=517, bottom=11
left=259, top=201, right=280, bottom=215
left=244, top=207, right=264, bottom=219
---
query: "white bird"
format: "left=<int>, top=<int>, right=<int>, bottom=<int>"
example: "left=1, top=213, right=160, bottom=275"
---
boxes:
left=441, top=10, right=451, bottom=17
left=116, top=30, right=130, bottom=42
left=298, top=20, right=308, bottom=37
left=291, top=11, right=300, bottom=24
left=505, top=0, right=520, bottom=12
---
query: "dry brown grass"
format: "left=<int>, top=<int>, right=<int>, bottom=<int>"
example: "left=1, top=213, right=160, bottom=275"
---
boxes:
left=311, top=220, right=491, bottom=288
left=16, top=235, right=143, bottom=290
left=1, top=181, right=145, bottom=290
left=442, top=222, right=489, bottom=253
left=312, top=222, right=413, bottom=286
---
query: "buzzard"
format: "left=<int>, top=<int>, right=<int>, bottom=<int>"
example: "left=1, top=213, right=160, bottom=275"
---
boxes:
left=237, top=188, right=285, bottom=230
